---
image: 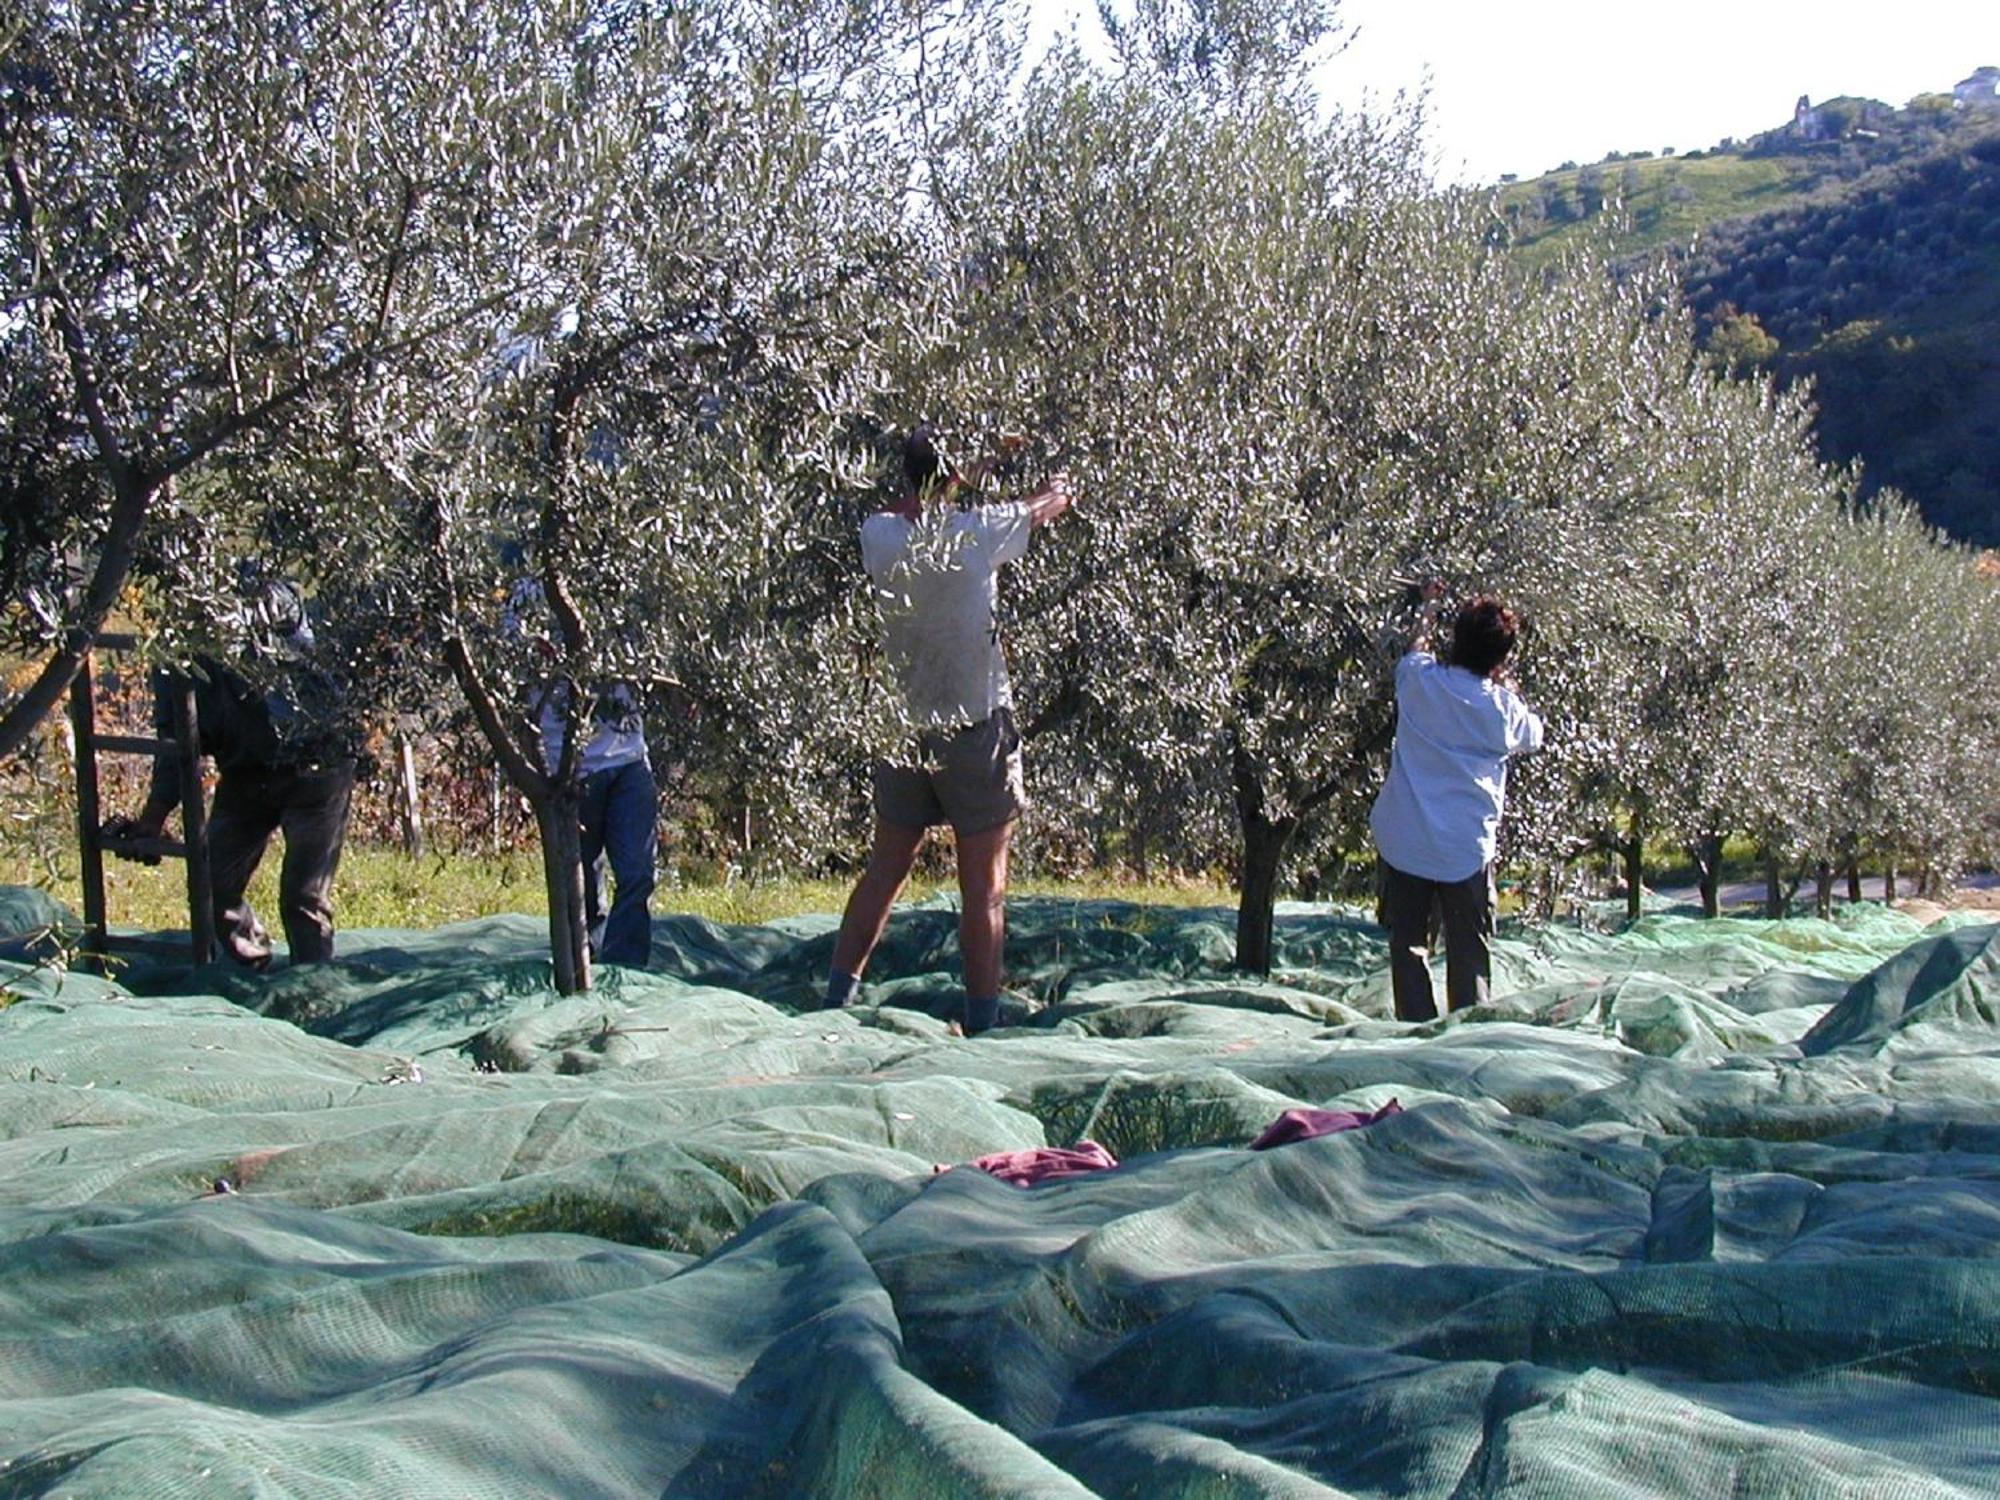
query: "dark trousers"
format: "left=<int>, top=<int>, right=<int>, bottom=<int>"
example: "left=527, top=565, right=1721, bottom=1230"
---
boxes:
left=207, top=761, right=355, bottom=967
left=579, top=760, right=657, bottom=968
left=1380, top=859, right=1495, bottom=1021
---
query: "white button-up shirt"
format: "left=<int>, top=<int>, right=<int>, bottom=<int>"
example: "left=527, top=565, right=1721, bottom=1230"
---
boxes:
left=1370, top=652, right=1544, bottom=882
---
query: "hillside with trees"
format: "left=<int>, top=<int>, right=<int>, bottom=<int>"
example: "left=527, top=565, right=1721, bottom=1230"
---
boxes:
left=1497, top=91, right=2000, bottom=543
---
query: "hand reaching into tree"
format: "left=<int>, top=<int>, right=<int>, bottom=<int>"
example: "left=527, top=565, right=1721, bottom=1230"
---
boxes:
left=1411, top=578, right=1445, bottom=652
left=1028, top=470, right=1073, bottom=527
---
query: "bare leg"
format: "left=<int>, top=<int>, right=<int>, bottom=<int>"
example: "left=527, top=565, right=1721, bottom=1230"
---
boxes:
left=831, top=818, right=927, bottom=979
left=955, top=820, right=1014, bottom=1003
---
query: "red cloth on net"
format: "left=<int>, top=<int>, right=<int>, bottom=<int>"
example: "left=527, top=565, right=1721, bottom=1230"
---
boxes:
left=1247, top=1099, right=1402, bottom=1150
left=949, top=1141, right=1121, bottom=1186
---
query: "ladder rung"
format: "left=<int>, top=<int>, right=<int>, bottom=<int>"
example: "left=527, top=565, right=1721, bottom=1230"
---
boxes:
left=90, top=734, right=176, bottom=756
left=71, top=645, right=208, bottom=968
left=99, top=834, right=188, bottom=860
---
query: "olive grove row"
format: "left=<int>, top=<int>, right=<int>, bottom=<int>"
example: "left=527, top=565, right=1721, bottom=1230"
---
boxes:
left=5, top=0, right=1995, bottom=988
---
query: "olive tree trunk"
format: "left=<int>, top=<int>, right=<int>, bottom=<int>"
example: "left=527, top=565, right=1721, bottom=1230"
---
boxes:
left=1620, top=805, right=1647, bottom=922
left=441, top=625, right=594, bottom=995
left=1761, top=846, right=1805, bottom=919
left=1621, top=836, right=1644, bottom=922
left=1691, top=833, right=1723, bottom=919
left=1229, top=729, right=1302, bottom=977
left=531, top=790, right=591, bottom=997
left=1235, top=811, right=1299, bottom=977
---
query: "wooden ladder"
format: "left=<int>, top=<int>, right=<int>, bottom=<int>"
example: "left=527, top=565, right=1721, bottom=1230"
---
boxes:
left=67, top=634, right=215, bottom=971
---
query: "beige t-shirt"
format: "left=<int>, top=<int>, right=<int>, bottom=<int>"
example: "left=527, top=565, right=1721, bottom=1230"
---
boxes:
left=861, top=501, right=1033, bottom=727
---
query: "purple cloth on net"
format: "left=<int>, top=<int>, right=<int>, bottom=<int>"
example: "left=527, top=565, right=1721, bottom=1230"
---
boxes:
left=1248, top=1100, right=1403, bottom=1150
left=945, top=1104, right=1400, bottom=1184
left=952, top=1141, right=1120, bottom=1186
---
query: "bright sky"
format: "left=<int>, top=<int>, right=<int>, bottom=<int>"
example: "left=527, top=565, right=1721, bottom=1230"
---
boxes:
left=1033, top=0, right=1996, bottom=185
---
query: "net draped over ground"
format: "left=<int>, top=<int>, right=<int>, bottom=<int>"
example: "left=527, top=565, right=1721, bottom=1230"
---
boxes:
left=2, top=889, right=1998, bottom=1497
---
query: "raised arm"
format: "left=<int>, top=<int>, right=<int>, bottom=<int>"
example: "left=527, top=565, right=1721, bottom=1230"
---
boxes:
left=1025, top=470, right=1073, bottom=528
left=944, top=431, right=1071, bottom=528
left=1408, top=579, right=1445, bottom=654
left=954, top=433, right=1029, bottom=493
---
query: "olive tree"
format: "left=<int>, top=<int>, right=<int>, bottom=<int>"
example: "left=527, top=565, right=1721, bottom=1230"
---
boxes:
left=0, top=0, right=602, bottom=753
left=307, top=0, right=1022, bottom=992
left=853, top=30, right=1999, bottom=945
left=1522, top=368, right=1847, bottom=919
left=1808, top=498, right=2000, bottom=905
left=924, top=44, right=1771, bottom=969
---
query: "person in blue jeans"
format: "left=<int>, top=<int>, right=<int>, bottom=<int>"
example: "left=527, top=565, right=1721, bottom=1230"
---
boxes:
left=1369, top=582, right=1544, bottom=1021
left=507, top=570, right=659, bottom=971
left=535, top=679, right=657, bottom=969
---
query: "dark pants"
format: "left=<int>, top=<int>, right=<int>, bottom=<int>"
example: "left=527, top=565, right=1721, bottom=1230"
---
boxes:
left=207, top=761, right=355, bottom=968
left=580, top=760, right=657, bottom=968
left=1380, top=860, right=1495, bottom=1022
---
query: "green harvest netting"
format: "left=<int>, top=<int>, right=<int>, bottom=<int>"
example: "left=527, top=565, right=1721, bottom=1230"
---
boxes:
left=2, top=887, right=1999, bottom=1497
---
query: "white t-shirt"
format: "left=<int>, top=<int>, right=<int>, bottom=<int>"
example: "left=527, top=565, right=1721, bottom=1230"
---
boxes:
left=861, top=501, right=1033, bottom=728
left=538, top=681, right=649, bottom=776
left=1369, top=652, right=1544, bottom=883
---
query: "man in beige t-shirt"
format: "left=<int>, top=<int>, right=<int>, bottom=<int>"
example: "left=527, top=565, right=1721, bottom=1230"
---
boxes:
left=824, top=426, right=1072, bottom=1033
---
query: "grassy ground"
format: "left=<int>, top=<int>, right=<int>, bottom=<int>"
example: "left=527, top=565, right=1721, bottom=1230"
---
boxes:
left=2, top=832, right=1880, bottom=939
left=1, top=843, right=1243, bottom=934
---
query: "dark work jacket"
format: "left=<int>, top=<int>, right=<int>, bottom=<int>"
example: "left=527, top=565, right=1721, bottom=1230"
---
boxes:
left=145, top=660, right=350, bottom=814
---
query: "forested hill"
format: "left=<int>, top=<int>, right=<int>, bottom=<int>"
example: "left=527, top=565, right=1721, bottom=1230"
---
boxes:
left=1496, top=98, right=2000, bottom=545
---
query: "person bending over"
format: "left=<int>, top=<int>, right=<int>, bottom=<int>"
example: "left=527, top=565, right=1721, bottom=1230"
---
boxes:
left=105, top=574, right=357, bottom=968
left=1369, top=582, right=1543, bottom=1021
left=824, top=426, right=1072, bottom=1034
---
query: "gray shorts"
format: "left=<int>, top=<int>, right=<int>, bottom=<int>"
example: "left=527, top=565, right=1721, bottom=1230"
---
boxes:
left=873, top=709, right=1026, bottom=833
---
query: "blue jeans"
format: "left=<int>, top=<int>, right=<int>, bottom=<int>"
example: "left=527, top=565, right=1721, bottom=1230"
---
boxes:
left=579, top=760, right=657, bottom=967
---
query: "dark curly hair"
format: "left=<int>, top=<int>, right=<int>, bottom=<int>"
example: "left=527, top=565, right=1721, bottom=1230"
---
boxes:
left=1451, top=596, right=1520, bottom=677
left=902, top=424, right=951, bottom=496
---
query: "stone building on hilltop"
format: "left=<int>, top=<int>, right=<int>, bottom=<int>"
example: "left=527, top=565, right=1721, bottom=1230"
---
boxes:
left=1956, top=67, right=2000, bottom=107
